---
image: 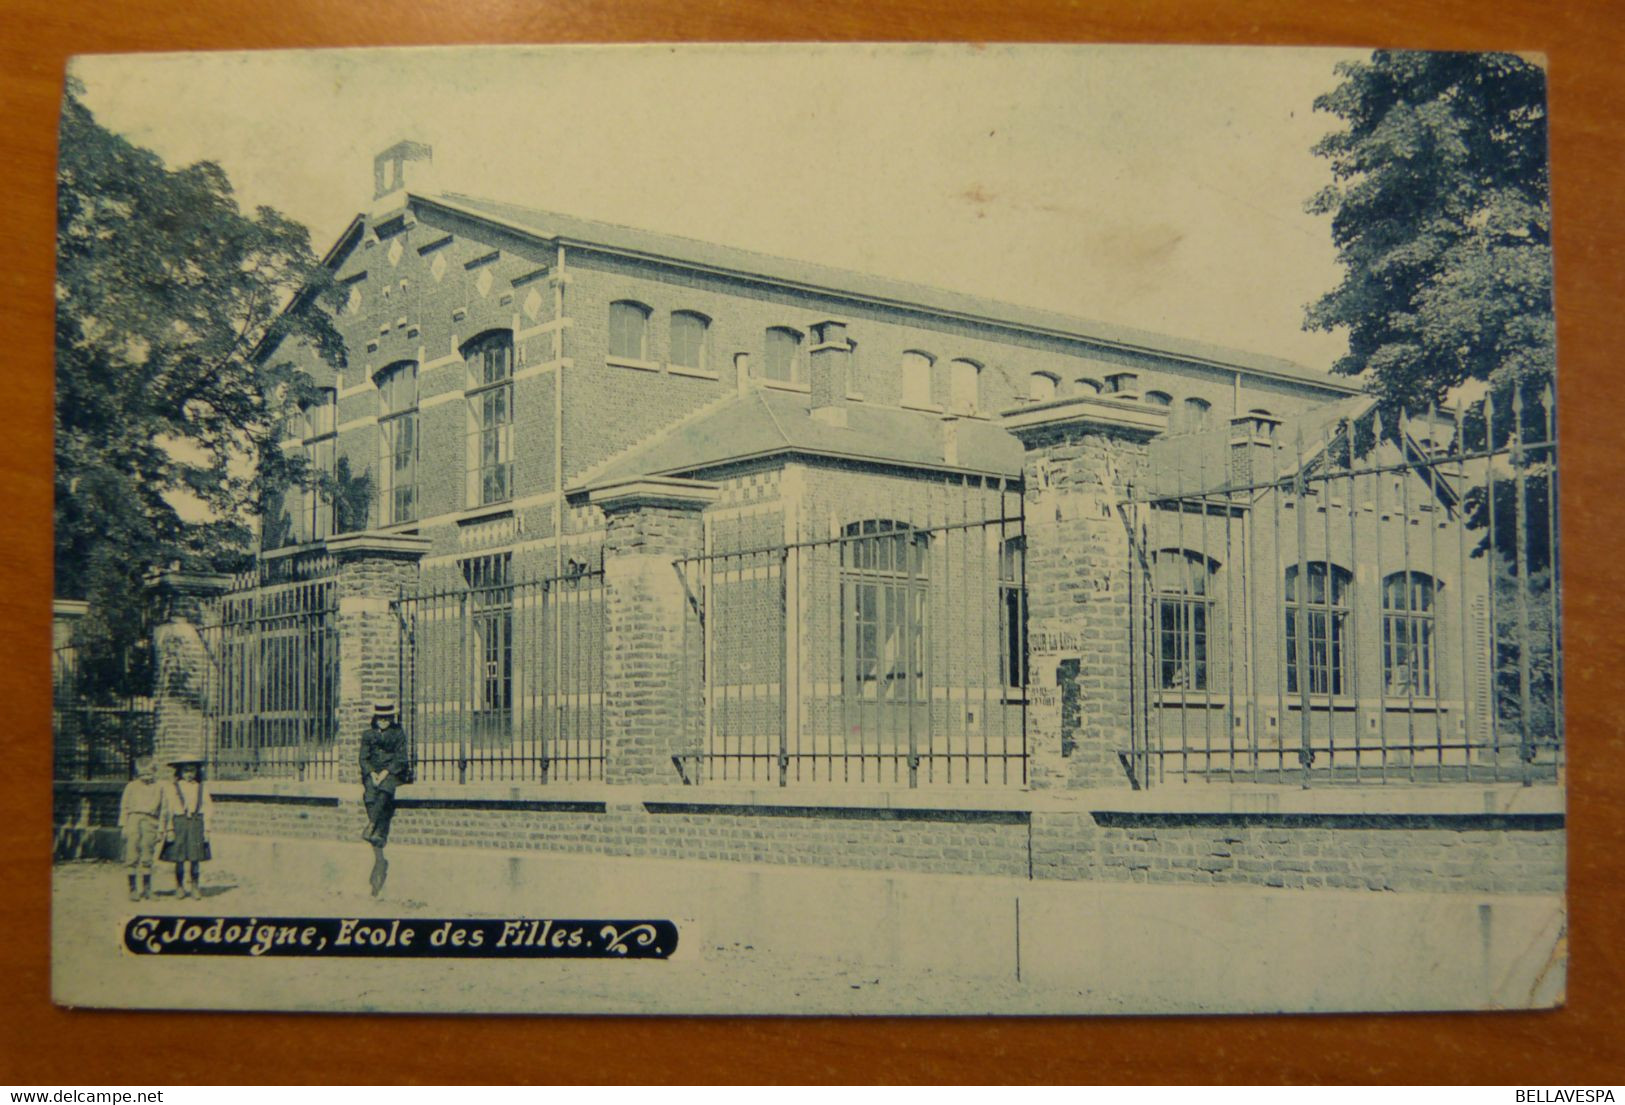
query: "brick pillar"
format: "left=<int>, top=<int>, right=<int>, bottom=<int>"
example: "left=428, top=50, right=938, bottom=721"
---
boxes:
left=589, top=477, right=719, bottom=785
left=150, top=571, right=232, bottom=766
left=327, top=533, right=429, bottom=785
left=1001, top=394, right=1167, bottom=789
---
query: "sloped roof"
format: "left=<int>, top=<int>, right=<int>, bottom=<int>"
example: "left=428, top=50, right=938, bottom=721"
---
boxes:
left=573, top=389, right=1024, bottom=491
left=417, top=191, right=1358, bottom=395
left=1144, top=394, right=1377, bottom=497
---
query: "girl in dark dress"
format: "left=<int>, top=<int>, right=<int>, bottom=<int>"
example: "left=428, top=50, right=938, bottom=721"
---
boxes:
left=160, top=757, right=210, bottom=899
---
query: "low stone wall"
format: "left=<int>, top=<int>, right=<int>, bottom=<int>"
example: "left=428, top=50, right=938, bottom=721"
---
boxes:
left=53, top=781, right=124, bottom=861
left=1032, top=810, right=1564, bottom=894
left=208, top=788, right=1034, bottom=879
left=201, top=781, right=1565, bottom=895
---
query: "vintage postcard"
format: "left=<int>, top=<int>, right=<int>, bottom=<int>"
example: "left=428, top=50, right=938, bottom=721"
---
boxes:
left=51, top=44, right=1565, bottom=1014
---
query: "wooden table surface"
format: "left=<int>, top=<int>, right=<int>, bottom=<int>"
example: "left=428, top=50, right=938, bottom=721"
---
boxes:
left=1, top=0, right=1620, bottom=1085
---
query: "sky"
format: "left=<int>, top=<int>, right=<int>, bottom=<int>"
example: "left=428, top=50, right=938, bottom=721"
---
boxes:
left=70, top=44, right=1364, bottom=370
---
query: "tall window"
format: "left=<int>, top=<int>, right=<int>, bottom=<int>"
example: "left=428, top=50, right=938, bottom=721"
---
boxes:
left=1028, top=372, right=1057, bottom=402
left=608, top=300, right=651, bottom=360
left=670, top=311, right=710, bottom=371
left=763, top=327, right=802, bottom=382
left=464, top=331, right=513, bottom=507
left=1180, top=396, right=1212, bottom=433
left=1154, top=550, right=1216, bottom=691
left=297, top=388, right=336, bottom=543
left=841, top=520, right=928, bottom=701
left=901, top=351, right=934, bottom=407
left=949, top=359, right=981, bottom=413
left=376, top=362, right=418, bottom=525
left=1284, top=561, right=1352, bottom=696
left=1383, top=572, right=1438, bottom=697
left=999, top=536, right=1028, bottom=692
left=462, top=554, right=513, bottom=732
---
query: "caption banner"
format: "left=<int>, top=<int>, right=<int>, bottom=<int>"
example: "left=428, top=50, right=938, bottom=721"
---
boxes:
left=124, top=916, right=678, bottom=958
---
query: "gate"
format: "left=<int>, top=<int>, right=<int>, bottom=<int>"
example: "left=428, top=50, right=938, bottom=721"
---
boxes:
left=205, top=578, right=339, bottom=780
left=51, top=640, right=155, bottom=781
left=393, top=566, right=606, bottom=784
left=676, top=512, right=1028, bottom=788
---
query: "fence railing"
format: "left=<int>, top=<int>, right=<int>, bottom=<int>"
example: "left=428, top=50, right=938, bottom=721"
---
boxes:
left=1122, top=389, right=1560, bottom=787
left=676, top=512, right=1028, bottom=788
left=52, top=643, right=155, bottom=781
left=394, top=567, right=605, bottom=784
left=204, top=579, right=339, bottom=781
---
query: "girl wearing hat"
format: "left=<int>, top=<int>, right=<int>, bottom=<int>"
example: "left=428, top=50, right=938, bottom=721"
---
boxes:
left=158, top=755, right=211, bottom=899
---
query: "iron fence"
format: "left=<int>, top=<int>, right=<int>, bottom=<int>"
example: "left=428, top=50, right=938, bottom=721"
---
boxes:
left=394, top=564, right=605, bottom=783
left=1122, top=387, right=1561, bottom=787
left=676, top=510, right=1027, bottom=787
left=51, top=643, right=155, bottom=781
left=204, top=578, right=339, bottom=780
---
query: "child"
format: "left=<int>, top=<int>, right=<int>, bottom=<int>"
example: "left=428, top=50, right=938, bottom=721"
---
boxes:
left=118, top=755, right=163, bottom=900
left=159, top=755, right=211, bottom=899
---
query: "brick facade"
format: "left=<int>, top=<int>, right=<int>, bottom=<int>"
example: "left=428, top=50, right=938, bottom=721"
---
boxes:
left=139, top=169, right=1562, bottom=900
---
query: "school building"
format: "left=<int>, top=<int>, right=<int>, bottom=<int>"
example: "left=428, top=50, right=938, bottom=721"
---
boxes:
left=55, top=142, right=1564, bottom=897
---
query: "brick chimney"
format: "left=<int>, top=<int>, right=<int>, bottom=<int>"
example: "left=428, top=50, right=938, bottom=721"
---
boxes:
left=1229, top=410, right=1282, bottom=486
left=373, top=140, right=435, bottom=203
left=809, top=319, right=851, bottom=427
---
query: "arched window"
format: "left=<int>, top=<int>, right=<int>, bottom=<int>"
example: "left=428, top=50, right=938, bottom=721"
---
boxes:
left=1153, top=550, right=1217, bottom=691
left=670, top=311, right=710, bottom=372
left=463, top=331, right=514, bottom=507
left=949, top=359, right=981, bottom=413
left=1073, top=377, right=1104, bottom=396
left=1383, top=572, right=1438, bottom=697
left=1028, top=371, right=1058, bottom=403
left=1180, top=396, right=1212, bottom=433
left=376, top=362, right=419, bottom=525
left=1145, top=390, right=1173, bottom=409
left=1000, top=536, right=1027, bottom=691
left=1284, top=561, right=1353, bottom=696
left=763, top=326, right=803, bottom=382
left=608, top=300, right=651, bottom=361
left=900, top=351, right=934, bottom=408
left=841, top=520, right=929, bottom=701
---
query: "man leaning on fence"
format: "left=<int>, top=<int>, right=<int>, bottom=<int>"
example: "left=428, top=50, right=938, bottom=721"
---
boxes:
left=360, top=701, right=412, bottom=896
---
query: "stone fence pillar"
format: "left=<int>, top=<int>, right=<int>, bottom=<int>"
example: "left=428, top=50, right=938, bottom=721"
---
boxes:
left=150, top=571, right=233, bottom=766
left=1001, top=394, right=1167, bottom=789
left=589, top=477, right=719, bottom=785
left=327, top=533, right=429, bottom=785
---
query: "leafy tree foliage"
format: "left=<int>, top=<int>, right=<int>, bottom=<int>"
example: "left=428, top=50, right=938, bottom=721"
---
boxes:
left=1306, top=55, right=1561, bottom=747
left=1305, top=51, right=1553, bottom=413
left=55, top=80, right=343, bottom=691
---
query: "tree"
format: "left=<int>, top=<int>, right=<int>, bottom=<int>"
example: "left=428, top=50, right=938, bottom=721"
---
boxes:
left=55, top=79, right=344, bottom=690
left=1305, top=53, right=1561, bottom=750
left=1305, top=51, right=1553, bottom=414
